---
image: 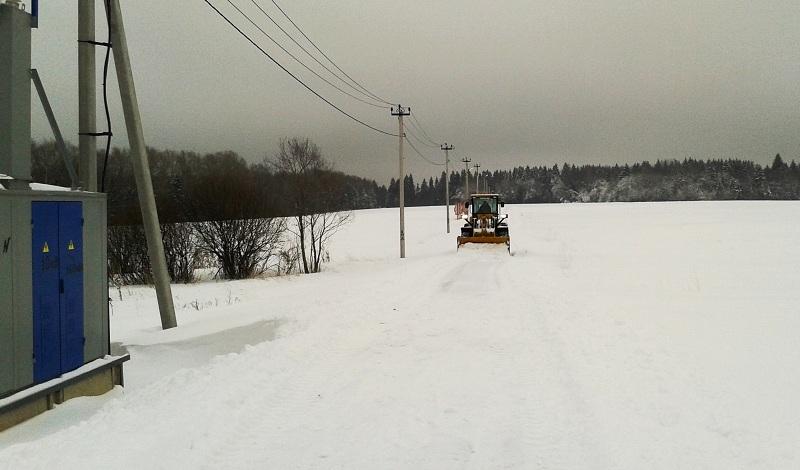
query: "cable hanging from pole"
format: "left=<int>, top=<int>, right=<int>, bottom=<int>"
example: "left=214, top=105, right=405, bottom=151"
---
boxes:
left=225, top=0, right=388, bottom=109
left=405, top=117, right=439, bottom=147
left=410, top=113, right=441, bottom=146
left=100, top=0, right=113, bottom=192
left=404, top=135, right=445, bottom=166
left=204, top=0, right=399, bottom=137
left=78, top=0, right=114, bottom=192
left=268, top=0, right=392, bottom=105
left=405, top=124, right=440, bottom=149
left=247, top=0, right=388, bottom=108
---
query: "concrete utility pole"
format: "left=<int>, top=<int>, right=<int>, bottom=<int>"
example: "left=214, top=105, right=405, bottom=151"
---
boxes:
left=441, top=143, right=453, bottom=233
left=474, top=163, right=481, bottom=193
left=391, top=105, right=410, bottom=259
left=0, top=1, right=31, bottom=190
left=461, top=157, right=471, bottom=197
left=105, top=0, right=177, bottom=329
left=78, top=0, right=96, bottom=191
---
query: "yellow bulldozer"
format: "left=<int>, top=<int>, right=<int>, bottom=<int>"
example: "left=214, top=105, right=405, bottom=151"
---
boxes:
left=457, top=194, right=510, bottom=251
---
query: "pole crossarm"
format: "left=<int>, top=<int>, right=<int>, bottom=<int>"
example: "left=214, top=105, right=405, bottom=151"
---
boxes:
left=390, top=105, right=411, bottom=117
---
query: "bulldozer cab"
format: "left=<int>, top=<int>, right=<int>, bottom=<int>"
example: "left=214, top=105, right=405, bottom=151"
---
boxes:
left=458, top=194, right=510, bottom=252
left=469, top=195, right=500, bottom=215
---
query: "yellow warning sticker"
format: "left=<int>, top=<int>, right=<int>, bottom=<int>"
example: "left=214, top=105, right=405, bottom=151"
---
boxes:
left=68, top=240, right=75, bottom=251
left=42, top=242, right=49, bottom=253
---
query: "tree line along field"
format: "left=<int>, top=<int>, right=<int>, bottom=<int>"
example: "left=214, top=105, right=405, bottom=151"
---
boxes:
left=32, top=141, right=800, bottom=221
left=28, top=140, right=800, bottom=285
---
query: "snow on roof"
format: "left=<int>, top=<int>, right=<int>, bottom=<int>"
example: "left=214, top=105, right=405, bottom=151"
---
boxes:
left=0, top=174, right=71, bottom=191
left=30, top=183, right=72, bottom=191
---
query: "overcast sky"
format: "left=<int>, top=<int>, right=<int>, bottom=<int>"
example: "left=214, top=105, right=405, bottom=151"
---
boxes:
left=28, top=0, right=800, bottom=183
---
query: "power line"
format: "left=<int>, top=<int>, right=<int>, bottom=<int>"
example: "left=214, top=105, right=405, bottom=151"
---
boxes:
left=268, top=0, right=392, bottom=105
left=405, top=112, right=439, bottom=146
left=405, top=135, right=445, bottom=166
left=405, top=123, right=440, bottom=149
left=410, top=113, right=441, bottom=146
left=225, top=0, right=388, bottom=109
left=204, top=0, right=399, bottom=137
left=248, top=0, right=387, bottom=108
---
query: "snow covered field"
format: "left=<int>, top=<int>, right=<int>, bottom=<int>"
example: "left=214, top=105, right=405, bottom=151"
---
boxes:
left=1, top=201, right=799, bottom=469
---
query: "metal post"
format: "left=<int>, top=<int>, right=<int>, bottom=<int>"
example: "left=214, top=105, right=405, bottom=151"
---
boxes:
left=441, top=143, right=453, bottom=233
left=78, top=0, right=97, bottom=191
left=391, top=105, right=410, bottom=258
left=105, top=0, right=177, bottom=329
left=0, top=3, right=31, bottom=190
left=461, top=157, right=471, bottom=197
left=31, top=69, right=78, bottom=189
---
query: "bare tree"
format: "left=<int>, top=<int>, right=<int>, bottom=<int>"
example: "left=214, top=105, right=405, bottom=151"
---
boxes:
left=108, top=225, right=151, bottom=285
left=270, top=137, right=352, bottom=273
left=160, top=222, right=199, bottom=283
left=188, top=152, right=285, bottom=279
left=305, top=210, right=351, bottom=273
left=194, top=217, right=284, bottom=279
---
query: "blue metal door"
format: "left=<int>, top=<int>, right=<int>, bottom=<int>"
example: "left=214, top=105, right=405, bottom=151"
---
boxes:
left=32, top=202, right=61, bottom=383
left=59, top=202, right=84, bottom=373
left=31, top=201, right=85, bottom=384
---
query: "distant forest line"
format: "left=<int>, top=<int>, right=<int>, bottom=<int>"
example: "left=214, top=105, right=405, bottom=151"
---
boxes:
left=31, top=141, right=800, bottom=226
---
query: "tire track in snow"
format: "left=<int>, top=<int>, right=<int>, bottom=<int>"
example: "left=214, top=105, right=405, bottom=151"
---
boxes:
left=193, top=251, right=559, bottom=468
left=192, top=258, right=481, bottom=468
left=503, top=251, right=614, bottom=468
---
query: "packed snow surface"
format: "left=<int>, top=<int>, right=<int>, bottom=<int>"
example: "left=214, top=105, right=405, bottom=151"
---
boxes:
left=1, top=202, right=799, bottom=469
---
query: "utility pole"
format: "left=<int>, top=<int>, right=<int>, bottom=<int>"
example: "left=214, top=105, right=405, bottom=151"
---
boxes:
left=391, top=105, right=410, bottom=258
left=474, top=163, right=481, bottom=193
left=461, top=157, right=471, bottom=197
left=78, top=0, right=96, bottom=191
left=105, top=0, right=177, bottom=329
left=441, top=143, right=453, bottom=233
left=0, top=0, right=32, bottom=190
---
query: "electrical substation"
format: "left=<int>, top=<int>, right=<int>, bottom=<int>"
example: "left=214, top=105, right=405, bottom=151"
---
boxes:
left=0, top=1, right=129, bottom=431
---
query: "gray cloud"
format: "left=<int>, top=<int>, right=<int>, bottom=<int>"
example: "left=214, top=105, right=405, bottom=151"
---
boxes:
left=29, top=0, right=800, bottom=183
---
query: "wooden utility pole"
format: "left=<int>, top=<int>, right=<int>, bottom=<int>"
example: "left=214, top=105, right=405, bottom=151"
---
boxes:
left=474, top=163, right=481, bottom=193
left=391, top=105, right=410, bottom=258
left=441, top=143, right=453, bottom=233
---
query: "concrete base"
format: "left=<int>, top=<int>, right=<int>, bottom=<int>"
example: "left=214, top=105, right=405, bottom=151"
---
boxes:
left=0, top=355, right=129, bottom=432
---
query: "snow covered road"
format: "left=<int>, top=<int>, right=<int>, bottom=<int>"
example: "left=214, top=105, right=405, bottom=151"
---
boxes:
left=1, top=202, right=799, bottom=469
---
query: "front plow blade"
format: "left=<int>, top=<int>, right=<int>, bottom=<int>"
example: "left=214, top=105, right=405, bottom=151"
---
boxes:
left=457, top=236, right=511, bottom=252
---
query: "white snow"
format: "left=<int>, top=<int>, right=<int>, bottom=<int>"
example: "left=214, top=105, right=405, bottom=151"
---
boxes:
left=28, top=183, right=71, bottom=192
left=0, top=174, right=71, bottom=191
left=1, top=201, right=799, bottom=469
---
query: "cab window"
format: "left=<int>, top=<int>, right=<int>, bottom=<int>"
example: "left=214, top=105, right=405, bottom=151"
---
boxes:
left=473, top=197, right=497, bottom=214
